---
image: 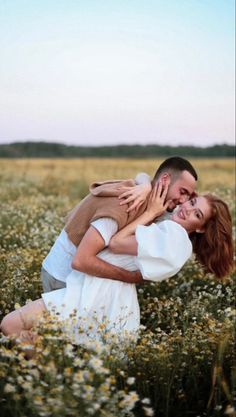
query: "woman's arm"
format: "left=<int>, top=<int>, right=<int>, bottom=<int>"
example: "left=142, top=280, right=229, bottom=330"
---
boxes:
left=109, top=182, right=169, bottom=255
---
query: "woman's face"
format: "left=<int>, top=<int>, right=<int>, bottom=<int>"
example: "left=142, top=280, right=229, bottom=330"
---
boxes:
left=171, top=196, right=212, bottom=234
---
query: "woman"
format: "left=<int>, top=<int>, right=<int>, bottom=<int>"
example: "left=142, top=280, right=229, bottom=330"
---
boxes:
left=1, top=185, right=234, bottom=344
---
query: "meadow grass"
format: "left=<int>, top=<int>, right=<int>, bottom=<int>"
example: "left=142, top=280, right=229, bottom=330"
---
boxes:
left=0, top=158, right=235, bottom=417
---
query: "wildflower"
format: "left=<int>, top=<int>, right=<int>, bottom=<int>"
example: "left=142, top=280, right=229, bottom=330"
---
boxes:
left=4, top=383, right=16, bottom=393
left=119, top=391, right=139, bottom=411
left=99, top=382, right=111, bottom=393
left=142, top=398, right=151, bottom=405
left=92, top=403, right=101, bottom=411
left=33, top=396, right=44, bottom=406
left=98, top=323, right=106, bottom=330
left=88, top=357, right=103, bottom=370
left=143, top=406, right=154, bottom=416
left=64, top=344, right=74, bottom=358
left=17, top=376, right=24, bottom=384
left=73, top=371, right=85, bottom=383
left=127, top=377, right=135, bottom=385
left=64, top=367, right=72, bottom=377
left=224, top=405, right=236, bottom=415
left=82, top=384, right=94, bottom=400
left=74, top=358, right=85, bottom=367
left=21, top=381, right=32, bottom=391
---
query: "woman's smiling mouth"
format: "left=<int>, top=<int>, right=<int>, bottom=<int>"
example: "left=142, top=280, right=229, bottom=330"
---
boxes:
left=178, top=208, right=186, bottom=220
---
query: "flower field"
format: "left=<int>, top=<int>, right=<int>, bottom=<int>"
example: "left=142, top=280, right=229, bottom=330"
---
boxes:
left=0, top=158, right=235, bottom=417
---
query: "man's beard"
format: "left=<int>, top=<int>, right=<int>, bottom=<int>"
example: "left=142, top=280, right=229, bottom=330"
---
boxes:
left=167, top=202, right=175, bottom=212
left=167, top=201, right=179, bottom=212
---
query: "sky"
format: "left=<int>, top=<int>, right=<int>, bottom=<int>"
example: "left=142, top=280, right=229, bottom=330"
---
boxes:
left=0, top=0, right=235, bottom=147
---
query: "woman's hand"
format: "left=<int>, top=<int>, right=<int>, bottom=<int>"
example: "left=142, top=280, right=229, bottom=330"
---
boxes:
left=109, top=180, right=170, bottom=256
left=146, top=180, right=170, bottom=219
left=118, top=183, right=152, bottom=212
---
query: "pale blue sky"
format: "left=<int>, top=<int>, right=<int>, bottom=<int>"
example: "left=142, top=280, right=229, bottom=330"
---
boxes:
left=0, top=0, right=235, bottom=146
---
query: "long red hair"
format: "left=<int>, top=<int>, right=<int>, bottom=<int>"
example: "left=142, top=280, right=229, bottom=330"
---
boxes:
left=190, top=194, right=234, bottom=279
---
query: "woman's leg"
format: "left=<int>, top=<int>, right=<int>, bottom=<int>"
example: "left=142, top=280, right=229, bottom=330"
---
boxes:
left=0, top=299, right=46, bottom=337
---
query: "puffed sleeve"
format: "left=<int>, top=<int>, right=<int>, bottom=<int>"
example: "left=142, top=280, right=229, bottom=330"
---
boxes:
left=135, top=220, right=192, bottom=282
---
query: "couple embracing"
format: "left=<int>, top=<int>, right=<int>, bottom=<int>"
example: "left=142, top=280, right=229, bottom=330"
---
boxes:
left=1, top=157, right=234, bottom=344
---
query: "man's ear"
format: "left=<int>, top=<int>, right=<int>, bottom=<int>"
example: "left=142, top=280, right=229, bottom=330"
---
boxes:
left=160, top=172, right=170, bottom=184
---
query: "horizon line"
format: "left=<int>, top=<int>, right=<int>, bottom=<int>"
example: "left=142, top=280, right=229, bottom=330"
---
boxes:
left=0, top=140, right=234, bottom=149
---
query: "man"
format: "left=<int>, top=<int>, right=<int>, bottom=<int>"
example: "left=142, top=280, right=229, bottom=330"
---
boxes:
left=41, top=156, right=198, bottom=292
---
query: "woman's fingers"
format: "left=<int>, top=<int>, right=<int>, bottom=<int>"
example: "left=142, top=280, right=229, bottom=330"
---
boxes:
left=126, top=199, right=143, bottom=213
left=160, top=180, right=169, bottom=200
left=151, top=181, right=165, bottom=203
left=150, top=182, right=159, bottom=201
left=163, top=199, right=171, bottom=210
left=118, top=187, right=133, bottom=199
left=119, top=195, right=135, bottom=205
left=119, top=180, right=170, bottom=212
left=156, top=181, right=163, bottom=198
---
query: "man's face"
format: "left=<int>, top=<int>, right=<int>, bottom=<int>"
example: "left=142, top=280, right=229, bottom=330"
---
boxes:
left=165, top=170, right=196, bottom=211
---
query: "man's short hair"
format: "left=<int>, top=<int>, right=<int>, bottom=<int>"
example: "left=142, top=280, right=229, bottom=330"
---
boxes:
left=153, top=156, right=198, bottom=182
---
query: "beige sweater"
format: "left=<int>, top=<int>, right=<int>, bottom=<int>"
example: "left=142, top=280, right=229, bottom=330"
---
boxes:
left=65, top=179, right=148, bottom=246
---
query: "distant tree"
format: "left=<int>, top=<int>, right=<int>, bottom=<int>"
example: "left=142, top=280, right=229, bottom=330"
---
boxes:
left=0, top=141, right=234, bottom=158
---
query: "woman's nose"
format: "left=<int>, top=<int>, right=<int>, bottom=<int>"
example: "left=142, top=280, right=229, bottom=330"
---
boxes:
left=183, top=200, right=193, bottom=211
left=185, top=205, right=194, bottom=214
left=179, top=195, right=188, bottom=204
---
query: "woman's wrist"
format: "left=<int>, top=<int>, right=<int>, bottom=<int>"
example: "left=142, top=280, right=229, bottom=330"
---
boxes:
left=143, top=209, right=157, bottom=221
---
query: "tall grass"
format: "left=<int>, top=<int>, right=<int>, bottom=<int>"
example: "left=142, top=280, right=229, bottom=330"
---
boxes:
left=0, top=158, right=235, bottom=417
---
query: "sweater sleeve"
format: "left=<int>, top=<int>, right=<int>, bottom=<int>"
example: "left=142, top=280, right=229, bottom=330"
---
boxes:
left=89, top=179, right=136, bottom=196
left=135, top=220, right=192, bottom=282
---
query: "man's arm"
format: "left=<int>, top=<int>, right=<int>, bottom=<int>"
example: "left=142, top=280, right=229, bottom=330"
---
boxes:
left=71, top=226, right=144, bottom=284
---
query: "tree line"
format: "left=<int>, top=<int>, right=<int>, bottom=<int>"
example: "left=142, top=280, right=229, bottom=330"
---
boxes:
left=0, top=141, right=234, bottom=158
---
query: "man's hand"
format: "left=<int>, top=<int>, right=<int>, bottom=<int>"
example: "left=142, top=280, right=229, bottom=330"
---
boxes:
left=118, top=183, right=152, bottom=212
left=129, top=270, right=145, bottom=284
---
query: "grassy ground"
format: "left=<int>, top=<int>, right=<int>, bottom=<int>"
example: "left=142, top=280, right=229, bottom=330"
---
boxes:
left=0, top=158, right=235, bottom=417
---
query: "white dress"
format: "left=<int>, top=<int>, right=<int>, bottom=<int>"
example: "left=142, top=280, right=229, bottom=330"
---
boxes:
left=42, top=220, right=192, bottom=342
